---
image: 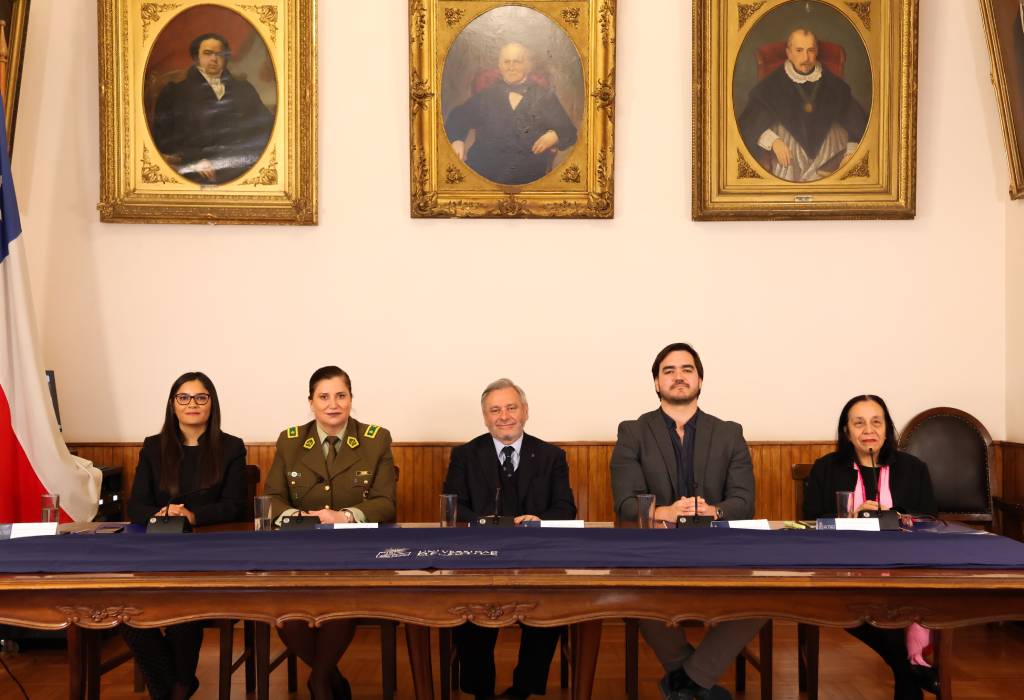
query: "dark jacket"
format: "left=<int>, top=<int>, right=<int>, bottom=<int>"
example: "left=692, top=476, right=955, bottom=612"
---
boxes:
left=802, top=449, right=938, bottom=519
left=442, top=433, right=576, bottom=523
left=151, top=65, right=275, bottom=184
left=128, top=433, right=247, bottom=526
left=610, top=409, right=755, bottom=521
left=444, top=79, right=577, bottom=185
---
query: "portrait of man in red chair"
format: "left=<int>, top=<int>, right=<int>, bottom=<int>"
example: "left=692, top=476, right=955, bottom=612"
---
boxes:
left=441, top=6, right=584, bottom=187
left=736, top=26, right=869, bottom=183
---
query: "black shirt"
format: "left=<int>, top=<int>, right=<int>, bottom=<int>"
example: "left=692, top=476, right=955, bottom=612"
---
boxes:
left=662, top=409, right=699, bottom=498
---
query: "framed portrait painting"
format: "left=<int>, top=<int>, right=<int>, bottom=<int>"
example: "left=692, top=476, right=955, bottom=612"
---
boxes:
left=409, top=0, right=616, bottom=218
left=98, top=0, right=317, bottom=224
left=693, top=0, right=919, bottom=220
left=0, top=0, right=30, bottom=155
left=981, top=0, right=1024, bottom=199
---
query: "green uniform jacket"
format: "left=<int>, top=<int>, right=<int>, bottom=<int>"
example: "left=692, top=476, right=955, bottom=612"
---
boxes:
left=263, top=418, right=397, bottom=523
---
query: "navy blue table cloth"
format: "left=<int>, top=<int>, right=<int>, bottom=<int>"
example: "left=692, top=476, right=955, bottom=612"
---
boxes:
left=2, top=528, right=1024, bottom=574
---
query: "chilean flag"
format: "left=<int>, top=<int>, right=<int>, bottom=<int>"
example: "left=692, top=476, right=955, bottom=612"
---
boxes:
left=0, top=96, right=101, bottom=523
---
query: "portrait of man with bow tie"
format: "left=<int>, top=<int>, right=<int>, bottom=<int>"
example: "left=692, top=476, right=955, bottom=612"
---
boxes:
left=443, top=29, right=581, bottom=186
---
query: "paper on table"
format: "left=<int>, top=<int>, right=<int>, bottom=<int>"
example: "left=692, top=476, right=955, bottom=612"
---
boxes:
left=9, top=523, right=59, bottom=539
left=539, top=520, right=585, bottom=528
left=329, top=523, right=379, bottom=529
left=817, top=517, right=880, bottom=531
left=711, top=519, right=770, bottom=530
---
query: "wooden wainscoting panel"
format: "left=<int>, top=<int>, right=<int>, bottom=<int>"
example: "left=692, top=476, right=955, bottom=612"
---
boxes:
left=72, top=439, right=843, bottom=523
left=997, top=441, right=1024, bottom=504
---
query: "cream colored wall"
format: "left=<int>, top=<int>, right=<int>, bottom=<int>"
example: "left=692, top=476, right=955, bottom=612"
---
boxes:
left=13, top=1, right=1011, bottom=443
left=1007, top=201, right=1024, bottom=443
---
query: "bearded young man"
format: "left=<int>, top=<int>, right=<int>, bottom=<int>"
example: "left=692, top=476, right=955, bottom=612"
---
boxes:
left=610, top=342, right=763, bottom=700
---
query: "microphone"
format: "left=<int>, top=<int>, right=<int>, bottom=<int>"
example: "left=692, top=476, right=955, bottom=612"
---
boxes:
left=677, top=479, right=713, bottom=529
left=278, top=473, right=327, bottom=530
left=146, top=486, right=212, bottom=533
left=858, top=447, right=899, bottom=530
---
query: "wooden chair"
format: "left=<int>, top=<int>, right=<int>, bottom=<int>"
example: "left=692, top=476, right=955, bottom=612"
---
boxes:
left=252, top=464, right=403, bottom=700
left=623, top=619, right=773, bottom=700
left=438, top=626, right=571, bottom=700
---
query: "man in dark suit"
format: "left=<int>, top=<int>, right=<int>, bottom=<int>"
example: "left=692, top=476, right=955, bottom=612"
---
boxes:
left=611, top=343, right=763, bottom=700
left=443, top=378, right=576, bottom=700
left=445, top=42, right=577, bottom=185
left=151, top=32, right=275, bottom=185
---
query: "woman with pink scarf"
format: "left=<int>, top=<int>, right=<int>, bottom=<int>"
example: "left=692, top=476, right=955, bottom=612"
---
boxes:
left=803, top=395, right=938, bottom=699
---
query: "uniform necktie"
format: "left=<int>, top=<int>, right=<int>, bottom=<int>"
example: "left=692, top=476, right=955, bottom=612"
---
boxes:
left=325, top=435, right=340, bottom=470
left=501, top=445, right=515, bottom=480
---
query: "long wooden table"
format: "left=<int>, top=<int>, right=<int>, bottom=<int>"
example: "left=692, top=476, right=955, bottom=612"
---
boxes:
left=3, top=564, right=1024, bottom=699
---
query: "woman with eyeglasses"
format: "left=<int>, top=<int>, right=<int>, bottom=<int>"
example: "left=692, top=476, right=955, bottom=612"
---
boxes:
left=262, top=365, right=397, bottom=700
left=804, top=395, right=938, bottom=699
left=122, top=371, right=247, bottom=700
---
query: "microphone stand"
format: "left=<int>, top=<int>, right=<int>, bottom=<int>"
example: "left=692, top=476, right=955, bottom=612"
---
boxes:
left=856, top=448, right=899, bottom=530
left=677, top=479, right=713, bottom=529
left=147, top=488, right=207, bottom=533
left=278, top=474, right=327, bottom=530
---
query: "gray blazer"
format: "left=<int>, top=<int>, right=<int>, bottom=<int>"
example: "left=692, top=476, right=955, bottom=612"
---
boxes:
left=610, top=408, right=755, bottom=521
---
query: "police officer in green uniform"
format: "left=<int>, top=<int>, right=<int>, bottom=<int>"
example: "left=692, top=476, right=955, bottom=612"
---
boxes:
left=263, top=365, right=396, bottom=700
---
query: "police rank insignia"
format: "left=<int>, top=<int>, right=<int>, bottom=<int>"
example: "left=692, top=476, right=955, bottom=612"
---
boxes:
left=303, top=437, right=316, bottom=450
left=364, top=425, right=380, bottom=439
left=346, top=436, right=360, bottom=449
left=287, top=426, right=299, bottom=438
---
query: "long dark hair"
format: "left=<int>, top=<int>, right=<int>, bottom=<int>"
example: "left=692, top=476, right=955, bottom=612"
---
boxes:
left=159, top=371, right=224, bottom=495
left=836, top=394, right=898, bottom=465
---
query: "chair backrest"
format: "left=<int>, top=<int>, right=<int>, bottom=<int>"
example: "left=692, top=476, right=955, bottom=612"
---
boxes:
left=756, top=40, right=847, bottom=80
left=472, top=68, right=551, bottom=94
left=897, top=407, right=994, bottom=523
left=791, top=463, right=814, bottom=520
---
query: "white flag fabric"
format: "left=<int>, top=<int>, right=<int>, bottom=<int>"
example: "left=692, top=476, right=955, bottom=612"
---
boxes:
left=0, top=95, right=101, bottom=523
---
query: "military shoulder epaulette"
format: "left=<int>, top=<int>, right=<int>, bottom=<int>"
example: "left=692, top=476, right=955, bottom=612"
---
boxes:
left=364, top=424, right=381, bottom=439
left=286, top=426, right=299, bottom=438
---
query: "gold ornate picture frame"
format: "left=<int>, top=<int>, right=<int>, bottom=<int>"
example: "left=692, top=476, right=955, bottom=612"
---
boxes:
left=693, top=0, right=918, bottom=221
left=1, top=0, right=31, bottom=155
left=98, top=0, right=317, bottom=225
left=409, top=0, right=615, bottom=218
left=981, top=0, right=1024, bottom=199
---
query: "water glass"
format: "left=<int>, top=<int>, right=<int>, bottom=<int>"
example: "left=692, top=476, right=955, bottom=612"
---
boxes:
left=636, top=494, right=656, bottom=529
left=40, top=494, right=60, bottom=523
left=440, top=494, right=458, bottom=527
left=254, top=495, right=273, bottom=531
left=835, top=491, right=854, bottom=518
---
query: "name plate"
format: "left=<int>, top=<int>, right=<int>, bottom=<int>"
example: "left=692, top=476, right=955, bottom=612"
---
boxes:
left=816, top=517, right=880, bottom=531
left=539, top=520, right=585, bottom=528
left=8, top=522, right=60, bottom=539
left=711, top=519, right=770, bottom=530
left=328, top=523, right=378, bottom=529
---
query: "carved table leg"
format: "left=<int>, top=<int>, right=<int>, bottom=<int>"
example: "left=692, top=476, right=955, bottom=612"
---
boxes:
left=572, top=620, right=603, bottom=700
left=405, top=623, right=434, bottom=700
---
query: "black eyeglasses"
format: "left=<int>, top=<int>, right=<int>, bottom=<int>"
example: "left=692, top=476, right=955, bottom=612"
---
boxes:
left=173, top=393, right=211, bottom=406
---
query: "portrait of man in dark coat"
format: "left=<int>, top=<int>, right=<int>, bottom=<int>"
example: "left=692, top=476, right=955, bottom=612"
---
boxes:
left=737, top=28, right=868, bottom=182
left=444, top=41, right=578, bottom=186
left=149, top=32, right=275, bottom=185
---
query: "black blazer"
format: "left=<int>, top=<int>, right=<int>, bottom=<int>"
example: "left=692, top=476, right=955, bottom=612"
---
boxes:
left=442, top=433, right=576, bottom=522
left=802, top=449, right=938, bottom=519
left=128, top=433, right=248, bottom=526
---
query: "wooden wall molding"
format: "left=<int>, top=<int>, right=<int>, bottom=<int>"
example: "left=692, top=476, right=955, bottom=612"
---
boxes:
left=69, top=440, right=1024, bottom=523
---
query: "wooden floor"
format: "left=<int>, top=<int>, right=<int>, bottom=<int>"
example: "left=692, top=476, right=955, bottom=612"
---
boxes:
left=3, top=622, right=1024, bottom=699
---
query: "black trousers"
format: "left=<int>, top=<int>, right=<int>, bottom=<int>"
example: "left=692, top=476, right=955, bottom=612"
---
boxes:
left=453, top=622, right=562, bottom=697
left=119, top=622, right=204, bottom=700
left=846, top=624, right=923, bottom=700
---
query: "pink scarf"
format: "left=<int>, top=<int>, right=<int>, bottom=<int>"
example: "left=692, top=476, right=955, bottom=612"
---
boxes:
left=851, top=461, right=932, bottom=665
